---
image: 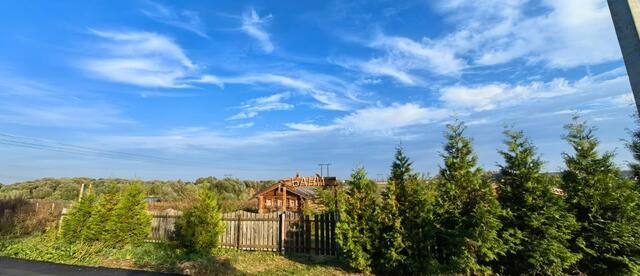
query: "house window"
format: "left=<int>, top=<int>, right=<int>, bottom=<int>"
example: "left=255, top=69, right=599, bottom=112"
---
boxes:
left=266, top=199, right=272, bottom=207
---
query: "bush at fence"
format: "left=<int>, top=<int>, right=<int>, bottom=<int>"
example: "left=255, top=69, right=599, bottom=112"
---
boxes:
left=174, top=186, right=224, bottom=254
left=61, top=183, right=151, bottom=246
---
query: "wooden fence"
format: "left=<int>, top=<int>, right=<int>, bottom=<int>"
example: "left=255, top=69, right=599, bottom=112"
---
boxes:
left=148, top=210, right=338, bottom=256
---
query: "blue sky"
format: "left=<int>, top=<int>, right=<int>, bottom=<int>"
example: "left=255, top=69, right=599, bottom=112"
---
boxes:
left=0, top=0, right=636, bottom=183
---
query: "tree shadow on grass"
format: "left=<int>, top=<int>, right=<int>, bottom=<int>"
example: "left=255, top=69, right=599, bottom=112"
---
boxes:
left=130, top=243, right=245, bottom=275
left=284, top=253, right=357, bottom=274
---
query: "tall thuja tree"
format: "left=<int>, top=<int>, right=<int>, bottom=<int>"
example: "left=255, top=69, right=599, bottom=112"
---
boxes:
left=390, top=145, right=413, bottom=186
left=562, top=116, right=640, bottom=274
left=626, top=116, right=640, bottom=190
left=336, top=167, right=378, bottom=273
left=496, top=129, right=580, bottom=275
left=105, top=183, right=151, bottom=246
left=83, top=192, right=119, bottom=242
left=383, top=146, right=438, bottom=273
left=61, top=189, right=96, bottom=243
left=374, top=179, right=404, bottom=272
left=434, top=120, right=504, bottom=273
left=372, top=146, right=410, bottom=272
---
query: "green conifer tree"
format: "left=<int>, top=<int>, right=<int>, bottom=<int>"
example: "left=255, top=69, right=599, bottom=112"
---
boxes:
left=61, top=191, right=96, bottom=243
left=626, top=117, right=640, bottom=191
left=336, top=167, right=378, bottom=273
left=83, top=192, right=119, bottom=242
left=390, top=145, right=413, bottom=186
left=562, top=116, right=640, bottom=274
left=374, top=179, right=405, bottom=273
left=496, top=129, right=580, bottom=275
left=105, top=183, right=151, bottom=246
left=381, top=146, right=438, bottom=274
left=174, top=186, right=224, bottom=254
left=434, top=120, right=505, bottom=273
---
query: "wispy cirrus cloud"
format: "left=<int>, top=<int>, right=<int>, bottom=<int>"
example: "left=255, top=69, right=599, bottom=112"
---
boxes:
left=286, top=103, right=450, bottom=134
left=0, top=75, right=131, bottom=128
left=241, top=8, right=274, bottom=53
left=228, top=92, right=293, bottom=120
left=82, top=30, right=196, bottom=88
left=227, top=122, right=255, bottom=129
left=196, top=72, right=360, bottom=111
left=141, top=1, right=208, bottom=38
left=439, top=67, right=629, bottom=112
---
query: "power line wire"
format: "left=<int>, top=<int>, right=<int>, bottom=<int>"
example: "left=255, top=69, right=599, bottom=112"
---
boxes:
left=0, top=133, right=316, bottom=173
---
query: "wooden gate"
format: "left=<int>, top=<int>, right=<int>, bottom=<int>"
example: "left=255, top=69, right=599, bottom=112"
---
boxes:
left=219, top=211, right=280, bottom=251
left=284, top=212, right=337, bottom=256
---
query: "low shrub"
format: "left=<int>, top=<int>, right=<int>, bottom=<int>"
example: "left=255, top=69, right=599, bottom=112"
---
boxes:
left=174, top=187, right=224, bottom=254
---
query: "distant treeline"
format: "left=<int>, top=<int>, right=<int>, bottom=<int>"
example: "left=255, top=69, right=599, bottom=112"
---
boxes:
left=0, top=177, right=276, bottom=203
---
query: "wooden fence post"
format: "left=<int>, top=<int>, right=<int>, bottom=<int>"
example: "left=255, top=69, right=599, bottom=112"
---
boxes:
left=236, top=214, right=242, bottom=249
left=279, top=213, right=285, bottom=254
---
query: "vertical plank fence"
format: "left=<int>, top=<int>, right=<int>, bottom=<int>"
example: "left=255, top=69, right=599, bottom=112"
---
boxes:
left=61, top=209, right=337, bottom=256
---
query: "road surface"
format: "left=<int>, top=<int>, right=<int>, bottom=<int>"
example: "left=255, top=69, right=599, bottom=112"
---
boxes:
left=0, top=257, right=183, bottom=276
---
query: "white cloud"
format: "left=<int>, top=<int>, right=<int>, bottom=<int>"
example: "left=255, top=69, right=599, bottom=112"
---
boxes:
left=228, top=92, right=293, bottom=120
left=335, top=103, right=450, bottom=131
left=285, top=123, right=337, bottom=132
left=356, top=58, right=417, bottom=86
left=99, top=127, right=302, bottom=151
left=0, top=75, right=131, bottom=128
left=227, top=122, right=255, bottom=129
left=83, top=30, right=196, bottom=88
left=610, top=93, right=635, bottom=107
left=347, top=0, right=621, bottom=84
left=142, top=1, right=208, bottom=38
left=241, top=8, right=274, bottom=53
left=440, top=78, right=576, bottom=111
left=433, top=0, right=621, bottom=68
left=197, top=73, right=357, bottom=111
left=286, top=103, right=450, bottom=133
left=369, top=35, right=465, bottom=75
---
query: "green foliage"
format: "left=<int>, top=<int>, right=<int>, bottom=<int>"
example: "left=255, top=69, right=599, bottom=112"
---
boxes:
left=390, top=145, right=413, bottom=186
left=194, top=177, right=274, bottom=201
left=175, top=186, right=224, bottom=254
left=496, top=129, right=580, bottom=275
left=105, top=183, right=151, bottom=246
left=0, top=177, right=200, bottom=202
left=82, top=193, right=119, bottom=243
left=562, top=116, right=640, bottom=275
left=335, top=167, right=378, bottom=273
left=61, top=183, right=150, bottom=246
left=397, top=176, right=439, bottom=274
left=434, top=120, right=505, bottom=273
left=61, top=192, right=97, bottom=243
left=627, top=117, right=640, bottom=191
left=373, top=179, right=405, bottom=273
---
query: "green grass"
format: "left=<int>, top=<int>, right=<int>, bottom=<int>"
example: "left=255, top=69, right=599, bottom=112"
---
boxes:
left=0, top=233, right=357, bottom=275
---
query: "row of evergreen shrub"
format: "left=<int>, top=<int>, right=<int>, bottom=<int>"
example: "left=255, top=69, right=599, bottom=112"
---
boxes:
left=60, top=183, right=151, bottom=246
left=60, top=181, right=225, bottom=256
left=336, top=116, right=640, bottom=275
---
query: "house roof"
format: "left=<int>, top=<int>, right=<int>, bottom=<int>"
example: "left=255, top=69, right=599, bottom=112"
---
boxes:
left=252, top=184, right=319, bottom=199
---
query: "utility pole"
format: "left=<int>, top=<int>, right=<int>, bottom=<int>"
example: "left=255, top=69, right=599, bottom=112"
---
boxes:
left=608, top=0, right=640, bottom=114
left=318, top=163, right=331, bottom=177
